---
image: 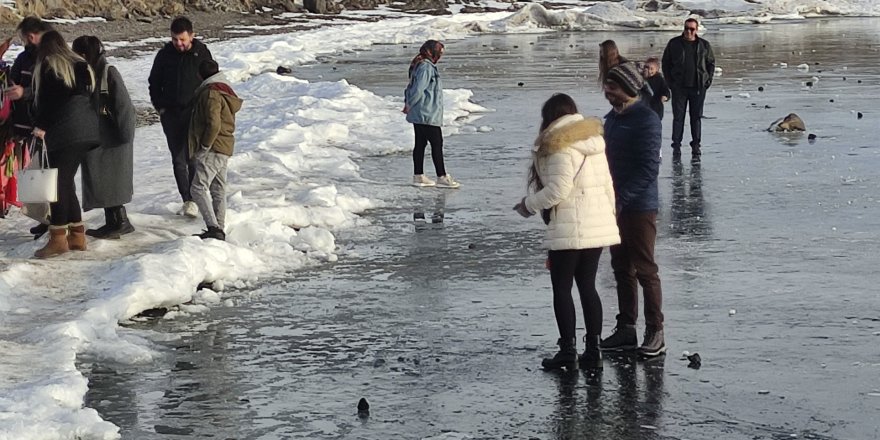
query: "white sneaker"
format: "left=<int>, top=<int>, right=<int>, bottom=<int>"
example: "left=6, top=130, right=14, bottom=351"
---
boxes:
left=412, top=174, right=436, bottom=187
left=436, top=174, right=460, bottom=189
left=181, top=201, right=199, bottom=218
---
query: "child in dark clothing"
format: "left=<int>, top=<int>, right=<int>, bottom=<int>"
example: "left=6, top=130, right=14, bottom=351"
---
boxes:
left=643, top=57, right=670, bottom=120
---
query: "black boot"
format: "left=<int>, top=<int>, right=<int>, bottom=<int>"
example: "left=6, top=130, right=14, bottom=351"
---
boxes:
left=86, top=208, right=118, bottom=238
left=579, top=335, right=603, bottom=370
left=114, top=206, right=135, bottom=236
left=541, top=338, right=578, bottom=371
left=30, top=222, right=49, bottom=240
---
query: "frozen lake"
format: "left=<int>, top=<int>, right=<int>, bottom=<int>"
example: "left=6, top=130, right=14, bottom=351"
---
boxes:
left=82, top=18, right=880, bottom=439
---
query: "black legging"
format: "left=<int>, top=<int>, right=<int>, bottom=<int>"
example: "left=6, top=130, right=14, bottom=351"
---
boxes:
left=412, top=123, right=446, bottom=176
left=548, top=248, right=603, bottom=340
left=47, top=146, right=88, bottom=226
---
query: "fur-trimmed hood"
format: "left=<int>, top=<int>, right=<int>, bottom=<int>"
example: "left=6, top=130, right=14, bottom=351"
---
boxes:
left=534, top=113, right=604, bottom=157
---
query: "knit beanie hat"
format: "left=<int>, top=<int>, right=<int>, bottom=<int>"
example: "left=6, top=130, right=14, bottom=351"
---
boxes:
left=606, top=62, right=644, bottom=97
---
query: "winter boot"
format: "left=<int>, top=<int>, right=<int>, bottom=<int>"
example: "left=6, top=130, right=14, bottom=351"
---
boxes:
left=541, top=337, right=578, bottom=371
left=637, top=329, right=666, bottom=357
left=600, top=324, right=637, bottom=351
left=34, top=226, right=69, bottom=258
left=579, top=335, right=603, bottom=370
left=86, top=208, right=118, bottom=238
left=67, top=222, right=88, bottom=251
left=114, top=206, right=135, bottom=236
left=196, top=226, right=226, bottom=241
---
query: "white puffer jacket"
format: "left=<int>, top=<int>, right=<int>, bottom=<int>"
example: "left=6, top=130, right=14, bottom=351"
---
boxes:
left=524, top=114, right=620, bottom=250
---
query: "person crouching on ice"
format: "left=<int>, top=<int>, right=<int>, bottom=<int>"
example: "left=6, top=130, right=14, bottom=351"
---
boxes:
left=514, top=93, right=620, bottom=371
left=187, top=59, right=242, bottom=241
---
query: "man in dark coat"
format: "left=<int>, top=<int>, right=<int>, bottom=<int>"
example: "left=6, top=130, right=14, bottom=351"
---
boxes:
left=148, top=16, right=214, bottom=217
left=600, top=63, right=666, bottom=358
left=662, top=17, right=715, bottom=159
left=8, top=17, right=52, bottom=237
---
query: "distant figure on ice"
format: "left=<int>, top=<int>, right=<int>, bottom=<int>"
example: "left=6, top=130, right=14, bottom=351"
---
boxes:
left=599, top=40, right=653, bottom=101
left=662, top=17, right=715, bottom=159
left=642, top=57, right=670, bottom=120
left=72, top=35, right=137, bottom=240
left=403, top=40, right=460, bottom=189
left=31, top=31, right=100, bottom=258
left=188, top=60, right=242, bottom=241
left=513, top=93, right=620, bottom=370
left=600, top=64, right=666, bottom=357
left=9, top=17, right=53, bottom=238
left=148, top=16, right=214, bottom=217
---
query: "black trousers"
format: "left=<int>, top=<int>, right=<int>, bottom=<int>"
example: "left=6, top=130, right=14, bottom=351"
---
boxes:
left=412, top=123, right=446, bottom=177
left=160, top=108, right=195, bottom=202
left=671, top=87, right=706, bottom=148
left=48, top=146, right=87, bottom=226
left=548, top=248, right=604, bottom=340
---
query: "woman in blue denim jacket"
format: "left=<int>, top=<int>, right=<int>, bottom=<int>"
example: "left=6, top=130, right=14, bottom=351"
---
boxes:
left=403, top=40, right=459, bottom=188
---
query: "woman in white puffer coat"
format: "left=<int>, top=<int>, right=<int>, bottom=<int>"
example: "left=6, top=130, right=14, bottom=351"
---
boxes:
left=514, top=93, right=620, bottom=371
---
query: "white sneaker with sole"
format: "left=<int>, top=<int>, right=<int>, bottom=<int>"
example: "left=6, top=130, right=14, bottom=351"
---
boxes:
left=412, top=174, right=436, bottom=187
left=181, top=201, right=199, bottom=218
left=436, top=174, right=460, bottom=189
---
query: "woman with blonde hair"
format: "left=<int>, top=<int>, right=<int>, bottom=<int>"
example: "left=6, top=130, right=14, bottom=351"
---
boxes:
left=514, top=93, right=620, bottom=370
left=31, top=30, right=100, bottom=258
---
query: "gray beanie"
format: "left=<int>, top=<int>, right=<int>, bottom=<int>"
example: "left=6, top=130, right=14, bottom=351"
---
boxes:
left=606, top=62, right=645, bottom=97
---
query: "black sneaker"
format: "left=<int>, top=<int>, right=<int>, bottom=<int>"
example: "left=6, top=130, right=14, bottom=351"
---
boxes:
left=196, top=226, right=226, bottom=241
left=691, top=144, right=702, bottom=158
left=30, top=222, right=49, bottom=240
left=637, top=329, right=666, bottom=357
left=600, top=325, right=637, bottom=351
left=672, top=147, right=682, bottom=159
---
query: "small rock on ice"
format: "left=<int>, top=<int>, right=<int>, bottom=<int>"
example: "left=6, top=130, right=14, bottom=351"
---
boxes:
left=758, top=390, right=770, bottom=395
left=797, top=63, right=810, bottom=71
left=729, top=309, right=736, bottom=316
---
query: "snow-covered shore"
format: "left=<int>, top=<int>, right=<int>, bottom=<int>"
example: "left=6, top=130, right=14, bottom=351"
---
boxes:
left=1, top=1, right=879, bottom=438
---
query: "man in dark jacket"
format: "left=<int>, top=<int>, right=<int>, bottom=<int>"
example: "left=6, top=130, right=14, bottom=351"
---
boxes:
left=8, top=17, right=52, bottom=237
left=148, top=16, right=214, bottom=217
left=600, top=63, right=666, bottom=358
left=662, top=17, right=715, bottom=159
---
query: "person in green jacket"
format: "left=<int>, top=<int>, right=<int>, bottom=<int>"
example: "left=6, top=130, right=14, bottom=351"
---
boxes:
left=187, top=60, right=243, bottom=241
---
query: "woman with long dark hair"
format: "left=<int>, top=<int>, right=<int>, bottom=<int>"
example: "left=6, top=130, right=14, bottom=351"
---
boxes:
left=72, top=35, right=137, bottom=239
left=598, top=40, right=626, bottom=87
left=31, top=30, right=99, bottom=258
left=403, top=39, right=459, bottom=189
left=514, top=93, right=619, bottom=370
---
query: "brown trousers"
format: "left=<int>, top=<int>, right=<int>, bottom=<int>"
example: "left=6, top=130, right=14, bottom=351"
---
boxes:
left=610, top=211, right=664, bottom=330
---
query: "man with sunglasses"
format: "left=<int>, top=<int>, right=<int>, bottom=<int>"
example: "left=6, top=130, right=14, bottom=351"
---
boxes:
left=662, top=17, right=715, bottom=159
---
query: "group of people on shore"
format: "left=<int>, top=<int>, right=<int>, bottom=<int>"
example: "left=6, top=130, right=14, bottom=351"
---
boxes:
left=1, top=16, right=240, bottom=258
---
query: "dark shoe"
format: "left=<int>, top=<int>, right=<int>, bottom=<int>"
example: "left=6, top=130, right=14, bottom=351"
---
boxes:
left=672, top=147, right=682, bottom=159
left=637, top=329, right=666, bottom=357
left=30, top=222, right=49, bottom=240
left=114, top=206, right=135, bottom=236
left=196, top=226, right=226, bottom=241
left=86, top=208, right=119, bottom=239
left=579, top=335, right=603, bottom=370
left=541, top=338, right=578, bottom=370
left=600, top=325, right=637, bottom=351
left=691, top=144, right=702, bottom=157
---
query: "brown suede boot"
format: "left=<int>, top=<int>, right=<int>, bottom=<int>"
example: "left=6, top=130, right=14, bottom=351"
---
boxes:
left=34, top=226, right=69, bottom=259
left=67, top=222, right=88, bottom=251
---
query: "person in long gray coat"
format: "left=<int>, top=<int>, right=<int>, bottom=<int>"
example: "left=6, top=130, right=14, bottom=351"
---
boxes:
left=72, top=36, right=137, bottom=239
